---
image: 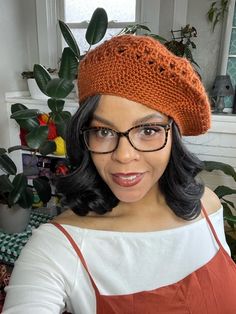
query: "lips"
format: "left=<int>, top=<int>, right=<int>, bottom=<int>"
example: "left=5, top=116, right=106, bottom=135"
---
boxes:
left=111, top=173, right=144, bottom=187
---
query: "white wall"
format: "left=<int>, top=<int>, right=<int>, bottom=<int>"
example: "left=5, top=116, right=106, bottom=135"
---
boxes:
left=157, top=0, right=222, bottom=90
left=187, top=0, right=223, bottom=90
left=0, top=0, right=38, bottom=148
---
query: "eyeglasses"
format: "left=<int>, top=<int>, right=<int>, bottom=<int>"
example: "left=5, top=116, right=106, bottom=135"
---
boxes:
left=81, top=120, right=173, bottom=154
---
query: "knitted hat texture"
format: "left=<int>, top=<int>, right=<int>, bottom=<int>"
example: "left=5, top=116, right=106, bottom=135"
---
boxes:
left=78, top=35, right=211, bottom=136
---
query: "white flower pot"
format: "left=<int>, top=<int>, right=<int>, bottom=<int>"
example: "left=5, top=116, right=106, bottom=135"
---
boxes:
left=27, top=78, right=49, bottom=100
left=0, top=204, right=31, bottom=234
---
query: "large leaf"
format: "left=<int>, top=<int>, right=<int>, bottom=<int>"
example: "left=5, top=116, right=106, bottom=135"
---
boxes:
left=51, top=111, right=71, bottom=125
left=204, top=160, right=236, bottom=181
left=59, top=20, right=80, bottom=58
left=47, top=99, right=65, bottom=113
left=214, top=185, right=236, bottom=198
left=11, top=103, right=28, bottom=112
left=0, top=175, right=14, bottom=193
left=46, top=78, right=74, bottom=98
left=0, top=148, right=7, bottom=155
left=85, top=8, right=108, bottom=45
left=18, top=187, right=33, bottom=209
left=26, top=126, right=48, bottom=150
left=0, top=154, right=17, bottom=175
left=58, top=47, right=78, bottom=80
left=11, top=104, right=39, bottom=131
left=224, top=215, right=236, bottom=224
left=33, top=64, right=51, bottom=95
left=8, top=173, right=27, bottom=206
left=223, top=202, right=235, bottom=229
left=10, top=109, right=39, bottom=120
left=39, top=140, right=56, bottom=156
left=33, top=177, right=52, bottom=203
left=51, top=111, right=71, bottom=139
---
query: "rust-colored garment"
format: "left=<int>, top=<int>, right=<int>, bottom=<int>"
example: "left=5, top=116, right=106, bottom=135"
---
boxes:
left=53, top=208, right=236, bottom=313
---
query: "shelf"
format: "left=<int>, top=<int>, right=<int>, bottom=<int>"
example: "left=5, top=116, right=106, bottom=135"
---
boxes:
left=5, top=91, right=78, bottom=107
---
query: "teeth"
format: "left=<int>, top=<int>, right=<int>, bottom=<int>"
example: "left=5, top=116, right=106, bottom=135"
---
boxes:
left=119, top=175, right=138, bottom=180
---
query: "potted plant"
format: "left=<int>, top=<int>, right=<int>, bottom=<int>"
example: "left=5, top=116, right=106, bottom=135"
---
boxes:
left=0, top=148, right=52, bottom=234
left=21, top=68, right=57, bottom=100
left=207, top=0, right=230, bottom=31
left=9, top=8, right=109, bottom=158
left=203, top=160, right=236, bottom=262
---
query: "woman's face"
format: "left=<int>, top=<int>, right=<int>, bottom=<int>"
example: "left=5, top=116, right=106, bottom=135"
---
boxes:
left=90, top=95, right=172, bottom=204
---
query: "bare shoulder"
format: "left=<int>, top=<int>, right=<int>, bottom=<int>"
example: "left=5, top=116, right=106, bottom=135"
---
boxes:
left=201, top=186, right=222, bottom=215
left=51, top=209, right=79, bottom=225
left=51, top=208, right=104, bottom=229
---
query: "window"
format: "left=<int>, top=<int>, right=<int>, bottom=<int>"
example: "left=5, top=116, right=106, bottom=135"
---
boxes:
left=60, top=0, right=139, bottom=54
left=218, top=0, right=236, bottom=110
left=35, top=0, right=162, bottom=68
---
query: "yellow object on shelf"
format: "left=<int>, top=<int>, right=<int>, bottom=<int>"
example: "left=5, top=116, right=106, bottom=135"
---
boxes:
left=53, top=136, right=66, bottom=156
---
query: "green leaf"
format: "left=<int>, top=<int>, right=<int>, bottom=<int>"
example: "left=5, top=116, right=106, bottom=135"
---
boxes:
left=204, top=161, right=236, bottom=181
left=0, top=175, right=14, bottom=193
left=58, top=47, right=78, bottom=80
left=46, top=78, right=74, bottom=98
left=56, top=123, right=67, bottom=140
left=8, top=173, right=27, bottom=206
left=59, top=20, right=80, bottom=58
left=214, top=185, right=236, bottom=198
left=11, top=103, right=28, bottom=112
left=0, top=154, right=17, bottom=175
left=148, top=33, right=167, bottom=43
left=11, top=104, right=39, bottom=131
left=222, top=198, right=235, bottom=209
left=86, top=8, right=108, bottom=45
left=39, top=140, right=56, bottom=156
left=8, top=145, right=33, bottom=154
left=224, top=215, right=236, bottom=224
left=47, top=99, right=65, bottom=113
left=33, top=64, right=51, bottom=95
left=26, top=126, right=48, bottom=150
left=0, top=148, right=7, bottom=155
left=10, top=109, right=39, bottom=120
left=33, top=177, right=52, bottom=203
left=222, top=202, right=235, bottom=228
left=18, top=187, right=33, bottom=209
left=51, top=111, right=71, bottom=139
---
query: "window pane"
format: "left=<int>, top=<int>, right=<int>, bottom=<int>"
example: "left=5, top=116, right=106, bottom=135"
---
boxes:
left=64, top=0, right=136, bottom=23
left=63, top=28, right=122, bottom=54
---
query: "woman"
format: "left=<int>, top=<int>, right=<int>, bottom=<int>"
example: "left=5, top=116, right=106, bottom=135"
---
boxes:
left=3, top=35, right=236, bottom=313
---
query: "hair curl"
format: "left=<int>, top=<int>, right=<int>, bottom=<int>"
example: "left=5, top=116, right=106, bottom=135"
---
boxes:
left=55, top=95, right=204, bottom=220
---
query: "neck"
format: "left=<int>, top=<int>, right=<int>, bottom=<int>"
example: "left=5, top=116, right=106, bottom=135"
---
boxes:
left=112, top=185, right=168, bottom=218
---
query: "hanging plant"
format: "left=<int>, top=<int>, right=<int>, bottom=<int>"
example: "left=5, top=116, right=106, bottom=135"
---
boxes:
left=207, top=0, right=230, bottom=31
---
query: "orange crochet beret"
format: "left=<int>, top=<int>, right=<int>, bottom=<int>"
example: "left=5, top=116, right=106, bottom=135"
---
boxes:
left=78, top=34, right=211, bottom=136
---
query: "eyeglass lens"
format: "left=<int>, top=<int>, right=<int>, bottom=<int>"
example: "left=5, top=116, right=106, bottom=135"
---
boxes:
left=83, top=123, right=170, bottom=153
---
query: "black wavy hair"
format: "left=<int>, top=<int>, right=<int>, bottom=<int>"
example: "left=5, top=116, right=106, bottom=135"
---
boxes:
left=55, top=95, right=204, bottom=220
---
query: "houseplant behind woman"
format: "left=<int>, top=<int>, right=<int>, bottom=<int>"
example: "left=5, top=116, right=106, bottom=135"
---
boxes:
left=3, top=35, right=236, bottom=313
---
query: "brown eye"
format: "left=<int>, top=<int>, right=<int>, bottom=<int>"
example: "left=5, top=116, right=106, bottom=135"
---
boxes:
left=96, top=128, right=116, bottom=138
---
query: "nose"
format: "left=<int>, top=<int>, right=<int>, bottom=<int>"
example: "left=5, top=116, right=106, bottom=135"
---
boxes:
left=111, top=136, right=140, bottom=163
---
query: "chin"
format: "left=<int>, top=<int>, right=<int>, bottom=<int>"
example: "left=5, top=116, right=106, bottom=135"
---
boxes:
left=112, top=189, right=147, bottom=203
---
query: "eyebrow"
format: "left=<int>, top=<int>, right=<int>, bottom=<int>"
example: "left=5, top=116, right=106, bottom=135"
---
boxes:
left=92, top=113, right=166, bottom=128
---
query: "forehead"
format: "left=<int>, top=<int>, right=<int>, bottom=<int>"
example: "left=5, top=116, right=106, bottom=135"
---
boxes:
left=94, top=95, right=169, bottom=125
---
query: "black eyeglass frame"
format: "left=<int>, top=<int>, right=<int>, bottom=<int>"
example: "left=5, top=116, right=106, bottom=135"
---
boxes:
left=80, top=119, right=173, bottom=154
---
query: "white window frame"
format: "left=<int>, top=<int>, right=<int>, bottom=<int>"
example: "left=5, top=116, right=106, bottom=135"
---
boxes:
left=218, top=0, right=236, bottom=74
left=35, top=0, right=190, bottom=68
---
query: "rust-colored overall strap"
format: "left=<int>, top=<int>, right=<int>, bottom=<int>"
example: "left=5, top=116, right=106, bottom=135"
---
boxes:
left=201, top=204, right=223, bottom=249
left=51, top=222, right=101, bottom=297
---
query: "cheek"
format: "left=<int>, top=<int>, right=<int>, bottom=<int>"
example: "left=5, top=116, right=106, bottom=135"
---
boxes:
left=91, top=154, right=108, bottom=178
